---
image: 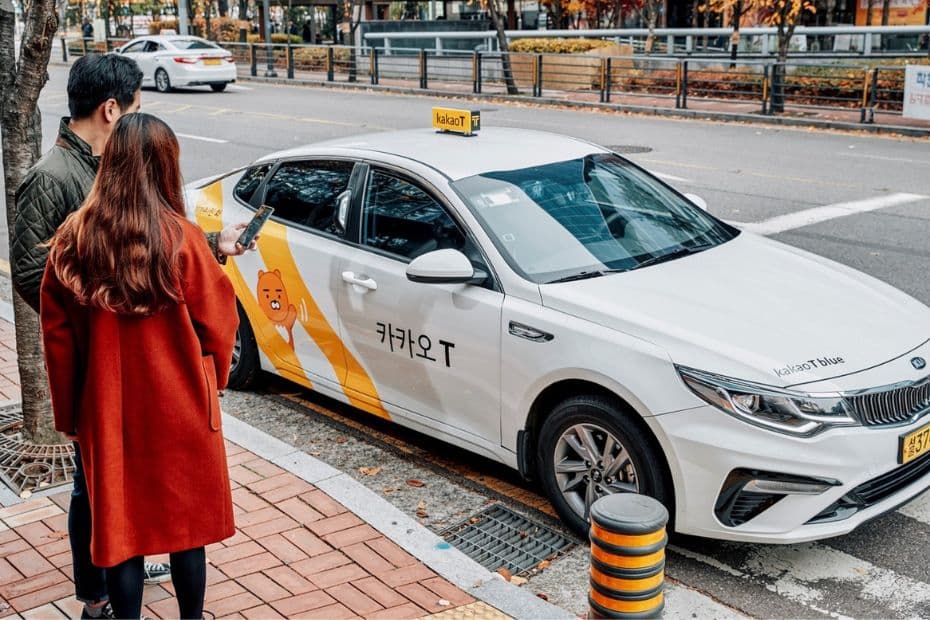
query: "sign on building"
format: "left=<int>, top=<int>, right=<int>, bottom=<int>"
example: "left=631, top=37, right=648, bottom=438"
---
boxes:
left=903, top=65, right=930, bottom=121
left=855, top=0, right=928, bottom=25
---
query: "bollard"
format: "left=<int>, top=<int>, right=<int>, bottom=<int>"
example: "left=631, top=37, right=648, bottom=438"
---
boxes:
left=588, top=494, right=668, bottom=619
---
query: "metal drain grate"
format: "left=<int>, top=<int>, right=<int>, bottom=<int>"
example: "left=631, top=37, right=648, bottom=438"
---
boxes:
left=441, top=504, right=573, bottom=576
left=0, top=404, right=76, bottom=496
left=605, top=144, right=653, bottom=154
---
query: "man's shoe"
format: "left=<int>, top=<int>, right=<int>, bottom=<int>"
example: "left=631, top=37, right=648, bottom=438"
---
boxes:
left=143, top=561, right=171, bottom=584
left=80, top=602, right=115, bottom=619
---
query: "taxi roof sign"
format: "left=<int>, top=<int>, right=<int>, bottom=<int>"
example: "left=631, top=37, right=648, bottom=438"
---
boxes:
left=432, top=107, right=480, bottom=136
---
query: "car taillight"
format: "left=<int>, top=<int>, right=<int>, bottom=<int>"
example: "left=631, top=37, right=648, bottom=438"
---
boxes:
left=223, top=56, right=235, bottom=63
left=173, top=57, right=197, bottom=64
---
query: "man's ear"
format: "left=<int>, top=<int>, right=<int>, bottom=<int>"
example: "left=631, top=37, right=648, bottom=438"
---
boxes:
left=101, top=98, right=120, bottom=124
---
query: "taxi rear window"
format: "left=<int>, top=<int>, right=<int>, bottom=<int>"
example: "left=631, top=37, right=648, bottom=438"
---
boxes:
left=234, top=165, right=270, bottom=204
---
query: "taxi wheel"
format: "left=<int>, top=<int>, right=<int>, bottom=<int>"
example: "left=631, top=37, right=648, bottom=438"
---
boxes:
left=210, top=83, right=227, bottom=92
left=228, top=303, right=260, bottom=390
left=537, top=394, right=671, bottom=538
left=155, top=69, right=172, bottom=93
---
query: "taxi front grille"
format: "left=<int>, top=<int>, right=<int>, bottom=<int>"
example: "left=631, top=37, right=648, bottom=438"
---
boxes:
left=847, top=380, right=930, bottom=426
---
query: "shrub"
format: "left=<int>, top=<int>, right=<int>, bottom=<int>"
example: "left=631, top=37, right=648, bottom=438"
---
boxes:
left=509, top=38, right=616, bottom=54
left=246, top=33, right=302, bottom=43
left=148, top=19, right=178, bottom=34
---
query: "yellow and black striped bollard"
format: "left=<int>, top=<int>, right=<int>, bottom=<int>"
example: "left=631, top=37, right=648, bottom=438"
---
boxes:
left=588, top=494, right=669, bottom=619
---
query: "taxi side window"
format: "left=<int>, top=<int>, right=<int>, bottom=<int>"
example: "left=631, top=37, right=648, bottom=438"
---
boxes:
left=233, top=165, right=270, bottom=204
left=262, top=161, right=354, bottom=234
left=362, top=171, right=468, bottom=261
left=122, top=41, right=147, bottom=53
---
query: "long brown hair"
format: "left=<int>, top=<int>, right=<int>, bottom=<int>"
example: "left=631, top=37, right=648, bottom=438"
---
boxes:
left=48, top=113, right=186, bottom=316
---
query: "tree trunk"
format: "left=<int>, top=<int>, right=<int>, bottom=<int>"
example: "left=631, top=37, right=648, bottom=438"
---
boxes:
left=0, top=0, right=62, bottom=447
left=218, top=0, right=228, bottom=17
left=729, top=0, right=741, bottom=67
left=486, top=0, right=518, bottom=94
left=865, top=0, right=874, bottom=25
left=771, top=24, right=791, bottom=113
left=880, top=0, right=890, bottom=25
left=643, top=0, right=658, bottom=53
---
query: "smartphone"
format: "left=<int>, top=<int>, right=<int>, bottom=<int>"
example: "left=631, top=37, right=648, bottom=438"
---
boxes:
left=237, top=205, right=274, bottom=248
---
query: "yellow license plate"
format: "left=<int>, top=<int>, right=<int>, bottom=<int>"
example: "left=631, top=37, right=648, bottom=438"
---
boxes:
left=900, top=420, right=930, bottom=464
left=203, top=58, right=221, bottom=65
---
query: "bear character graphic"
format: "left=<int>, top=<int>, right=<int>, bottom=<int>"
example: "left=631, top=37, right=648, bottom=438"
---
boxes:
left=257, top=269, right=298, bottom=348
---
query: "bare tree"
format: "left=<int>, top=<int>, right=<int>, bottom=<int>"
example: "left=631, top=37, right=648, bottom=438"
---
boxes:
left=0, top=0, right=61, bottom=445
left=484, top=0, right=518, bottom=94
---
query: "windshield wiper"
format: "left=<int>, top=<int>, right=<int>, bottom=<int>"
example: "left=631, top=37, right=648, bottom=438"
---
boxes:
left=632, top=243, right=715, bottom=270
left=546, top=269, right=623, bottom=284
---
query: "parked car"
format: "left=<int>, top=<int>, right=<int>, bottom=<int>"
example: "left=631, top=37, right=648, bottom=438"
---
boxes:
left=117, top=35, right=236, bottom=93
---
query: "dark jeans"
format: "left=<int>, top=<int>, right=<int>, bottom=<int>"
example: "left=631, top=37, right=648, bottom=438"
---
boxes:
left=109, top=548, right=205, bottom=620
left=71, top=443, right=108, bottom=604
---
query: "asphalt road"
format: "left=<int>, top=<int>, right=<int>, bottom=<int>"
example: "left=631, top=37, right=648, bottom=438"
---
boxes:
left=10, top=64, right=930, bottom=618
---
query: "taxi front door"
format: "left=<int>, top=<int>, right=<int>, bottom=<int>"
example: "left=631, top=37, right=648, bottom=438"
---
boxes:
left=336, top=168, right=503, bottom=446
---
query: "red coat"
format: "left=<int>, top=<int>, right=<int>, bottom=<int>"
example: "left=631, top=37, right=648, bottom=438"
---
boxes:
left=40, top=219, right=238, bottom=568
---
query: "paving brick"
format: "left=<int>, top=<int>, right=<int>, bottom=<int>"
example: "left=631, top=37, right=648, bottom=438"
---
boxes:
left=298, top=491, right=346, bottom=517
left=281, top=528, right=331, bottom=558
left=325, top=583, right=383, bottom=615
left=246, top=474, right=295, bottom=495
left=241, top=515, right=298, bottom=540
left=223, top=530, right=251, bottom=548
left=276, top=497, right=324, bottom=526
left=234, top=507, right=282, bottom=529
left=255, top=534, right=308, bottom=564
left=0, top=538, right=30, bottom=559
left=53, top=596, right=85, bottom=618
left=231, top=488, right=271, bottom=513
left=290, top=551, right=351, bottom=579
left=208, top=541, right=265, bottom=566
left=378, top=564, right=436, bottom=588
left=305, top=563, right=368, bottom=590
left=238, top=572, right=291, bottom=602
left=14, top=522, right=53, bottom=548
left=0, top=531, right=19, bottom=545
left=207, top=592, right=262, bottom=617
left=0, top=498, right=52, bottom=521
left=397, top=582, right=456, bottom=613
left=40, top=514, right=68, bottom=534
left=216, top=614, right=246, bottom=620
left=261, top=481, right=316, bottom=504
left=241, top=604, right=285, bottom=619
left=307, top=513, right=363, bottom=538
left=35, top=538, right=69, bottom=560
left=204, top=580, right=247, bottom=603
left=322, top=524, right=381, bottom=549
left=351, top=577, right=408, bottom=609
left=150, top=596, right=182, bottom=619
left=218, top=552, right=281, bottom=579
left=9, top=580, right=73, bottom=612
left=366, top=538, right=419, bottom=568
left=420, top=577, right=474, bottom=607
left=364, top=602, right=428, bottom=620
left=226, top=451, right=259, bottom=467
left=21, top=602, right=67, bottom=619
left=4, top=505, right=64, bottom=528
left=7, top=549, right=54, bottom=578
left=263, top=566, right=317, bottom=596
left=228, top=465, right=263, bottom=486
left=342, top=542, right=394, bottom=575
left=270, top=590, right=336, bottom=616
left=290, top=602, right=355, bottom=619
left=242, top=460, right=286, bottom=479
left=0, top=559, right=23, bottom=587
left=48, top=552, right=70, bottom=569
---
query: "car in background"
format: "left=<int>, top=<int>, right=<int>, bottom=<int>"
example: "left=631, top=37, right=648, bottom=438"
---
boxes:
left=116, top=35, right=236, bottom=93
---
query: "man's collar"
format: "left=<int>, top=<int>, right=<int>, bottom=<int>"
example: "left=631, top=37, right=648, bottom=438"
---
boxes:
left=57, top=117, right=97, bottom=160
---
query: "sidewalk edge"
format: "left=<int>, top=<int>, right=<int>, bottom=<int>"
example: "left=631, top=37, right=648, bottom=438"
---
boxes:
left=221, top=414, right=574, bottom=620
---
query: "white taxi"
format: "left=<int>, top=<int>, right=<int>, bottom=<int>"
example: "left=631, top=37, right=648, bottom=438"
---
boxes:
left=186, top=110, right=930, bottom=542
left=117, top=35, right=236, bottom=93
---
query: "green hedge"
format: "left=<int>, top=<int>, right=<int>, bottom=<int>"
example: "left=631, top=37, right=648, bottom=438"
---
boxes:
left=509, top=38, right=617, bottom=54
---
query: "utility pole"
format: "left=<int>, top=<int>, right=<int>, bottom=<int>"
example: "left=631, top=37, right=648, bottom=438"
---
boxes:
left=262, top=0, right=277, bottom=76
left=178, top=0, right=189, bottom=34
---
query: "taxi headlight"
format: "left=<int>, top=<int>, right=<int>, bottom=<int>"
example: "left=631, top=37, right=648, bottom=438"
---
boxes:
left=677, top=366, right=858, bottom=437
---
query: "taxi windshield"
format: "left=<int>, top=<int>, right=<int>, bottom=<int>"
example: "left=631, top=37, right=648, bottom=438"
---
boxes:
left=452, top=154, right=738, bottom=284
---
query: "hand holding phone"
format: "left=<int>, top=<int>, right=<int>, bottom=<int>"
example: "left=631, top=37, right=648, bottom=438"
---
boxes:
left=237, top=205, right=274, bottom=249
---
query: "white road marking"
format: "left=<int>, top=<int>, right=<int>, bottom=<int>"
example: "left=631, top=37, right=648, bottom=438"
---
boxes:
left=652, top=171, right=693, bottom=184
left=664, top=580, right=749, bottom=619
left=226, top=84, right=253, bottom=91
left=840, top=152, right=930, bottom=166
left=898, top=489, right=930, bottom=525
left=735, top=193, right=928, bottom=235
left=175, top=133, right=228, bottom=144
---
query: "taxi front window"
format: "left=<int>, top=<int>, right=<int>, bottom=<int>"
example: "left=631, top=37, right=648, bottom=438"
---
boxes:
left=452, top=154, right=737, bottom=284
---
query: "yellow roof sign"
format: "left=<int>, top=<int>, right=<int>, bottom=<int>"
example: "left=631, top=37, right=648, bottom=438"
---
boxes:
left=432, top=107, right=480, bottom=136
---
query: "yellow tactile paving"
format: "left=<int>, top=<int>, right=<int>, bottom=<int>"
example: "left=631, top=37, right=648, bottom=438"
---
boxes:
left=421, top=601, right=513, bottom=620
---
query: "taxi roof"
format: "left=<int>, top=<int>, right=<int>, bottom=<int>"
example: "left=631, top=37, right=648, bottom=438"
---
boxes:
left=257, top=127, right=608, bottom=181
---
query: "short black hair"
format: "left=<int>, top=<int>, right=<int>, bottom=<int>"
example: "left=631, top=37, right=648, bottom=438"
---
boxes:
left=68, top=54, right=144, bottom=120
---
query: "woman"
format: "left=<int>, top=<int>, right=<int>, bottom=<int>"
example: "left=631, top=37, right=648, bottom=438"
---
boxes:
left=41, top=113, right=238, bottom=620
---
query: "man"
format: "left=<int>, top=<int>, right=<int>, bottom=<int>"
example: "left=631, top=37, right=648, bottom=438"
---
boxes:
left=12, top=54, right=251, bottom=620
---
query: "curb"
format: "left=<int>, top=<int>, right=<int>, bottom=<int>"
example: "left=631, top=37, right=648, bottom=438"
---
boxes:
left=0, top=297, right=572, bottom=619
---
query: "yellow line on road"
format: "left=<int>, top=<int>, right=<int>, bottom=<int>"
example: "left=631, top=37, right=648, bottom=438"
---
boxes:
left=165, top=104, right=192, bottom=113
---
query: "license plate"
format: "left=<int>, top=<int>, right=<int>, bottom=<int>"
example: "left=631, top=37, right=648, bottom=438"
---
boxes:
left=899, top=420, right=930, bottom=464
left=202, top=58, right=221, bottom=65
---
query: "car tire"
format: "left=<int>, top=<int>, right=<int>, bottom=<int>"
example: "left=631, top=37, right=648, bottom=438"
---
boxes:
left=155, top=69, right=172, bottom=93
left=210, top=83, right=228, bottom=92
left=228, top=302, right=260, bottom=390
left=536, top=394, right=671, bottom=538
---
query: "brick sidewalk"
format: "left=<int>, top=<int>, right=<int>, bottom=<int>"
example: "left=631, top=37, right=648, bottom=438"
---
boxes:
left=0, top=315, right=507, bottom=620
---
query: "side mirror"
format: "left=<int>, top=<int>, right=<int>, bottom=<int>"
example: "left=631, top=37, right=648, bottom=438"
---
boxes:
left=334, top=190, right=350, bottom=234
left=685, top=193, right=708, bottom=211
left=406, top=249, right=487, bottom=285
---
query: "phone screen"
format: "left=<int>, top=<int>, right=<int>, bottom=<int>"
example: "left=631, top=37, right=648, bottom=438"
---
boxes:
left=237, top=205, right=274, bottom=248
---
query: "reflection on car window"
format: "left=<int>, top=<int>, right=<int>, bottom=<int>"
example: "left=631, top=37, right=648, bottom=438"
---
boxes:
left=171, top=38, right=219, bottom=49
left=362, top=171, right=467, bottom=261
left=122, top=41, right=146, bottom=53
left=234, top=165, right=270, bottom=204
left=263, top=161, right=354, bottom=234
left=452, top=154, right=737, bottom=283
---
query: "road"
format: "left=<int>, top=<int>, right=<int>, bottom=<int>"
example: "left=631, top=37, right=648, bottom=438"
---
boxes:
left=13, top=64, right=930, bottom=618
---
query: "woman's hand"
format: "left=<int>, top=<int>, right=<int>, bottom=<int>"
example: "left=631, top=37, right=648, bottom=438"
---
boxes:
left=218, top=223, right=259, bottom=256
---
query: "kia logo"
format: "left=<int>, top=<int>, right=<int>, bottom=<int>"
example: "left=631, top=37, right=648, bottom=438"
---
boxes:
left=912, top=357, right=927, bottom=370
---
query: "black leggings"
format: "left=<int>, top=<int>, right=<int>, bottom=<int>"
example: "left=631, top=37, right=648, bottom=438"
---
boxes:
left=108, top=547, right=206, bottom=620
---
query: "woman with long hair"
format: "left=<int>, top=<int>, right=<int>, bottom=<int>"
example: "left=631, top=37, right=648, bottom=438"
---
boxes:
left=41, top=113, right=238, bottom=619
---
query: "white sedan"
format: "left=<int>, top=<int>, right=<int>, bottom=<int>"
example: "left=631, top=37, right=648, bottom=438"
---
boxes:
left=117, top=35, right=236, bottom=93
left=186, top=114, right=930, bottom=543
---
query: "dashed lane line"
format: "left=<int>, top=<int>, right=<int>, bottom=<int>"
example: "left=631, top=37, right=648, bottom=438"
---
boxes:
left=175, top=133, right=229, bottom=144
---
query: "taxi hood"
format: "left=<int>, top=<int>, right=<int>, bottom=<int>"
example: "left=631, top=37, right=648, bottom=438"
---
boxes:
left=539, top=233, right=930, bottom=388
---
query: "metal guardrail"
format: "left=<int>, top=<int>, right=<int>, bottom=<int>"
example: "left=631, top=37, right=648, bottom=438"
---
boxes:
left=60, top=38, right=927, bottom=128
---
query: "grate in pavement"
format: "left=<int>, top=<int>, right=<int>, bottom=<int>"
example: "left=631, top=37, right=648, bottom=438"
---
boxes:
left=0, top=403, right=76, bottom=496
left=441, top=504, right=573, bottom=576
left=606, top=144, right=653, bottom=154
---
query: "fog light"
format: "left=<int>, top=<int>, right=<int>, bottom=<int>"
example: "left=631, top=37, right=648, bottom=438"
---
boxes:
left=743, top=479, right=834, bottom=495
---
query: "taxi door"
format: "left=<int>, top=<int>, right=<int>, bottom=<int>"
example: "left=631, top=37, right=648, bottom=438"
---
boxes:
left=336, top=165, right=503, bottom=445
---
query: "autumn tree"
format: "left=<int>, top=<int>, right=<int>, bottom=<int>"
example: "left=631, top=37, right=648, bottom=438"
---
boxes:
left=481, top=0, right=518, bottom=94
left=1, top=0, right=61, bottom=445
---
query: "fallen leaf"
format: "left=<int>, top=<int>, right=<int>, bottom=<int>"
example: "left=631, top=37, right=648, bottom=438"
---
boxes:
left=309, top=451, right=321, bottom=456
left=47, top=530, right=68, bottom=541
left=19, top=490, right=31, bottom=499
left=469, top=516, right=481, bottom=524
left=536, top=592, right=549, bottom=601
left=510, top=575, right=528, bottom=586
left=406, top=479, right=426, bottom=488
left=335, top=436, right=349, bottom=444
left=518, top=530, right=529, bottom=538
left=383, top=486, right=397, bottom=494
left=437, top=599, right=451, bottom=607
left=359, top=466, right=382, bottom=476
left=537, top=560, right=551, bottom=570
left=496, top=567, right=512, bottom=581
left=416, top=500, right=429, bottom=519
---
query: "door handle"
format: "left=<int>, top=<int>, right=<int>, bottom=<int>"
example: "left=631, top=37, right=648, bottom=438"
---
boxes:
left=342, top=271, right=378, bottom=291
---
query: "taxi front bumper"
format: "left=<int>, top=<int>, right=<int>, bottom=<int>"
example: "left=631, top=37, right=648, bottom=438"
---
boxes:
left=651, top=405, right=930, bottom=543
